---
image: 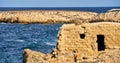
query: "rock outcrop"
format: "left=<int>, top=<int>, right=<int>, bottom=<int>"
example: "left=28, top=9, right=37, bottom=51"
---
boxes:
left=0, top=10, right=97, bottom=24
left=23, top=22, right=120, bottom=63
left=91, top=11, right=120, bottom=23
left=0, top=10, right=120, bottom=24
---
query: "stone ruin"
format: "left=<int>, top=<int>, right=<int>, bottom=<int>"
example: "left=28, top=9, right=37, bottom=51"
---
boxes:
left=23, top=22, right=120, bottom=63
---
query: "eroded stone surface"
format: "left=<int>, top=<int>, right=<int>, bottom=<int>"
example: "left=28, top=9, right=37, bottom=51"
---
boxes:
left=23, top=22, right=120, bottom=63
left=0, top=10, right=120, bottom=24
left=0, top=10, right=97, bottom=24
left=91, top=11, right=120, bottom=23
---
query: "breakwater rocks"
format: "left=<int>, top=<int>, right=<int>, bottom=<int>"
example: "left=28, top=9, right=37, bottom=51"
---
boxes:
left=23, top=22, right=120, bottom=63
left=0, top=10, right=119, bottom=24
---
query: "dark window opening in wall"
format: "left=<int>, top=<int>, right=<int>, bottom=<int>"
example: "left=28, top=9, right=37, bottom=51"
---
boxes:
left=97, top=35, right=105, bottom=51
left=80, top=34, right=85, bottom=39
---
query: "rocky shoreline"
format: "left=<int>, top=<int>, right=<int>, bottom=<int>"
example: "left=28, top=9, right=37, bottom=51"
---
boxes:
left=0, top=10, right=120, bottom=63
left=23, top=22, right=120, bottom=63
left=0, top=10, right=120, bottom=24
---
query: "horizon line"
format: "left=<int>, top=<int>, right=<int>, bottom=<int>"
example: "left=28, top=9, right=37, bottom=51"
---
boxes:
left=0, top=6, right=120, bottom=8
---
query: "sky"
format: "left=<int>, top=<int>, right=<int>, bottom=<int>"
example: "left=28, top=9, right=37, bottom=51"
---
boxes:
left=0, top=0, right=120, bottom=7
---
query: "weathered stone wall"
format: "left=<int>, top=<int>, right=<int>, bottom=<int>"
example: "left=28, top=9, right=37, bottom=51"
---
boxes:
left=23, top=22, right=120, bottom=63
left=83, top=22, right=120, bottom=49
left=56, top=22, right=120, bottom=62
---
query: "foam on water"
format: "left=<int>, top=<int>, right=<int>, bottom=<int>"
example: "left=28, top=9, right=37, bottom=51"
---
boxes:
left=45, top=42, right=56, bottom=46
left=15, top=39, right=25, bottom=42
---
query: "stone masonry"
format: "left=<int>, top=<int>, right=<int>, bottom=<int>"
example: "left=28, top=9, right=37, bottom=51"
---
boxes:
left=23, top=22, right=120, bottom=63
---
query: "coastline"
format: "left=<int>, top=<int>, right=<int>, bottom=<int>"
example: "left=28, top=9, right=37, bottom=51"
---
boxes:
left=0, top=10, right=119, bottom=24
left=0, top=10, right=98, bottom=24
left=23, top=22, right=120, bottom=63
left=0, top=9, right=120, bottom=63
left=0, top=10, right=97, bottom=24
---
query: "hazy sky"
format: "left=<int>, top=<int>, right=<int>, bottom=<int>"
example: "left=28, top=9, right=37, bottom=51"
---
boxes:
left=0, top=0, right=120, bottom=7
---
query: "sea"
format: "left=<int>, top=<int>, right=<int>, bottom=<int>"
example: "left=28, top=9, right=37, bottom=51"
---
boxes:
left=0, top=7, right=120, bottom=63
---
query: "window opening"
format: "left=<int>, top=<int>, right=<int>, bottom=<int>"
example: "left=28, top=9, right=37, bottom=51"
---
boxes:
left=80, top=34, right=85, bottom=39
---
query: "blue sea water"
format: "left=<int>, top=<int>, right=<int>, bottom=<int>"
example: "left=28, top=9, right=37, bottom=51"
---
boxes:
left=0, top=23, right=62, bottom=63
left=0, top=7, right=120, bottom=13
left=0, top=7, right=120, bottom=63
